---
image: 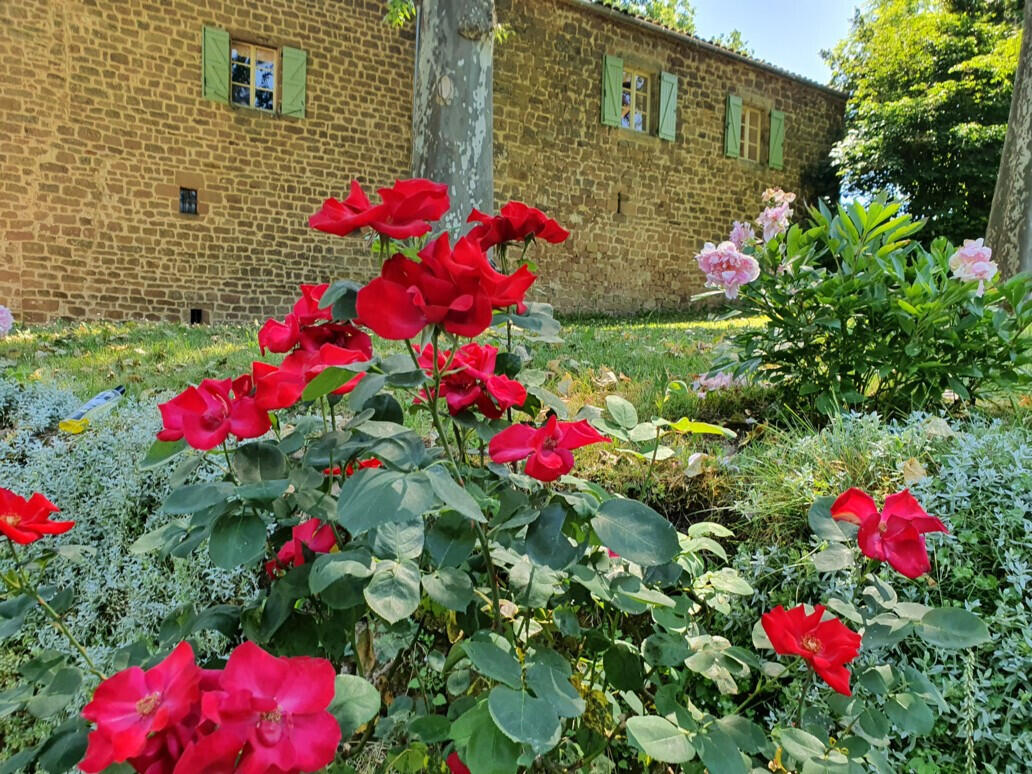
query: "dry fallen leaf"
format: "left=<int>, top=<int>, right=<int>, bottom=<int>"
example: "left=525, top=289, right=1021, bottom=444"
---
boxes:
left=593, top=368, right=618, bottom=388
left=685, top=452, right=714, bottom=478
left=903, top=457, right=928, bottom=485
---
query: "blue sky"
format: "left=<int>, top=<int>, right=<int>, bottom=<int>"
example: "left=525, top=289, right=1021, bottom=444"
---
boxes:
left=693, top=1, right=861, bottom=84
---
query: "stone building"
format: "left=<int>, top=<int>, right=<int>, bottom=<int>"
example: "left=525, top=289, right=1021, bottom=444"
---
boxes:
left=0, top=0, right=845, bottom=323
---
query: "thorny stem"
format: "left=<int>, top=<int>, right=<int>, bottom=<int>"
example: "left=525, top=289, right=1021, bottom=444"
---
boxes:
left=220, top=442, right=237, bottom=484
left=475, top=523, right=506, bottom=637
left=4, top=539, right=105, bottom=680
left=405, top=334, right=461, bottom=480
left=796, top=669, right=815, bottom=727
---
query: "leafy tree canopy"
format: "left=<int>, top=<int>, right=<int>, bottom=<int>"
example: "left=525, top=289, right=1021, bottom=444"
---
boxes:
left=826, top=0, right=1023, bottom=240
left=596, top=0, right=696, bottom=33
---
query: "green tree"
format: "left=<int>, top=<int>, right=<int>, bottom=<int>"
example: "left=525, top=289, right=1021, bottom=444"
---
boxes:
left=827, top=0, right=1023, bottom=241
left=597, top=1, right=696, bottom=32
left=711, top=29, right=753, bottom=56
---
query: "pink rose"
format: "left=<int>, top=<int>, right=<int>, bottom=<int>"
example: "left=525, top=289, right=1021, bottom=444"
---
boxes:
left=695, top=241, right=760, bottom=299
left=948, top=238, right=997, bottom=297
left=728, top=221, right=755, bottom=249
left=756, top=203, right=792, bottom=242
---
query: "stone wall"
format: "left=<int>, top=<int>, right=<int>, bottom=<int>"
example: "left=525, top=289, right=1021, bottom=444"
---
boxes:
left=494, top=0, right=845, bottom=313
left=0, top=0, right=843, bottom=323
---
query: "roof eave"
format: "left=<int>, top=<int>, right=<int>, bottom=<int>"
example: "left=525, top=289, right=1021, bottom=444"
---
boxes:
left=555, top=0, right=848, bottom=100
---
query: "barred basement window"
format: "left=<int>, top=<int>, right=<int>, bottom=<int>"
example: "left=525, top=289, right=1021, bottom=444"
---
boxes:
left=231, top=42, right=277, bottom=111
left=740, top=104, right=763, bottom=163
left=179, top=187, right=198, bottom=215
left=621, top=69, right=650, bottom=133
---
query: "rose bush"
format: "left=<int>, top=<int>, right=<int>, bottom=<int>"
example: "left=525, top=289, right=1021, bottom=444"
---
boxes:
left=0, top=182, right=991, bottom=773
left=696, top=189, right=1032, bottom=417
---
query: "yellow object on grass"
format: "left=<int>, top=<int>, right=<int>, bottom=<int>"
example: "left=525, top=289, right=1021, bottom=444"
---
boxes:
left=59, top=386, right=126, bottom=434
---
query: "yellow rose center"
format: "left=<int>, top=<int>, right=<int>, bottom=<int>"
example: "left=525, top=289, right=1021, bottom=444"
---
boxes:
left=801, top=634, right=821, bottom=653
left=135, top=692, right=161, bottom=716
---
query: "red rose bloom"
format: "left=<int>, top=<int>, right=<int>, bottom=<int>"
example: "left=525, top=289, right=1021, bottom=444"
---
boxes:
left=200, top=641, right=341, bottom=774
left=831, top=488, right=948, bottom=579
left=415, top=342, right=527, bottom=419
left=324, top=458, right=383, bottom=477
left=157, top=375, right=270, bottom=450
left=310, top=178, right=449, bottom=240
left=0, top=488, right=73, bottom=544
left=761, top=604, right=861, bottom=696
left=265, top=518, right=338, bottom=578
left=80, top=642, right=202, bottom=771
left=356, top=233, right=537, bottom=340
left=467, top=201, right=570, bottom=251
left=253, top=344, right=369, bottom=412
left=447, top=752, right=472, bottom=774
left=258, top=283, right=332, bottom=354
left=488, top=415, right=610, bottom=482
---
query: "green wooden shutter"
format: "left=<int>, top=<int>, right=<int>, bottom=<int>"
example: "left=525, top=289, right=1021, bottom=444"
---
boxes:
left=201, top=26, right=230, bottom=102
left=281, top=46, right=307, bottom=118
left=601, top=54, right=623, bottom=127
left=724, top=94, right=742, bottom=158
left=658, top=71, right=677, bottom=141
left=768, top=109, right=785, bottom=169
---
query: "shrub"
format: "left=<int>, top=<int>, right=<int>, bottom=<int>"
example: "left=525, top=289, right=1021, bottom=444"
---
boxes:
left=0, top=182, right=990, bottom=774
left=697, top=190, right=1032, bottom=417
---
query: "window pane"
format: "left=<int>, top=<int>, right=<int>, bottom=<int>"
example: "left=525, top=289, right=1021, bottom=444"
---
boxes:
left=255, top=89, right=274, bottom=111
left=256, top=68, right=275, bottom=90
left=231, top=84, right=251, bottom=106
left=634, top=111, right=644, bottom=132
left=621, top=109, right=630, bottom=128
left=636, top=74, right=647, bottom=93
left=622, top=89, right=631, bottom=107
left=256, top=49, right=276, bottom=66
left=635, top=92, right=648, bottom=113
left=231, top=63, right=250, bottom=84
left=231, top=47, right=251, bottom=65
left=623, top=71, right=632, bottom=89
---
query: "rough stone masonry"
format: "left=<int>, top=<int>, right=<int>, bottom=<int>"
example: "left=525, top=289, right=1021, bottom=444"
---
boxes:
left=0, top=0, right=844, bottom=323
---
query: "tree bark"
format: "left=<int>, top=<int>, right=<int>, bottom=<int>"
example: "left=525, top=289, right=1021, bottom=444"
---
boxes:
left=411, top=0, right=495, bottom=235
left=986, top=1, right=1032, bottom=277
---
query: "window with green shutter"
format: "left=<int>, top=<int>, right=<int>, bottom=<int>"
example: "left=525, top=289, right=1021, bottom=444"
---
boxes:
left=281, top=46, right=307, bottom=118
left=601, top=54, right=623, bottom=127
left=768, top=109, right=785, bottom=169
left=657, top=71, right=677, bottom=142
left=724, top=94, right=742, bottom=157
left=202, top=26, right=230, bottom=102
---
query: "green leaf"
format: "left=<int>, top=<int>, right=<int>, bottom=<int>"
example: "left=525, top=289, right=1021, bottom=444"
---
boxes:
left=605, top=395, right=638, bottom=429
left=371, top=518, right=424, bottom=560
left=208, top=511, right=266, bottom=569
left=812, top=543, right=853, bottom=572
left=525, top=648, right=585, bottom=719
left=426, top=511, right=475, bottom=567
left=525, top=503, right=580, bottom=570
left=235, top=479, right=289, bottom=502
left=667, top=417, right=736, bottom=438
left=140, top=439, right=186, bottom=469
left=0, top=595, right=33, bottom=641
left=697, top=725, right=747, bottom=774
left=602, top=642, right=644, bottom=690
left=161, top=482, right=234, bottom=515
left=778, top=727, right=826, bottom=762
left=27, top=667, right=82, bottom=718
left=716, top=715, right=767, bottom=754
left=349, top=373, right=387, bottom=411
left=884, top=692, right=934, bottom=735
left=487, top=685, right=560, bottom=754
left=233, top=442, right=288, bottom=482
left=337, top=468, right=438, bottom=535
left=363, top=560, right=420, bottom=624
left=425, top=466, right=486, bottom=522
left=917, top=607, right=990, bottom=649
left=34, top=718, right=89, bottom=773
left=409, top=714, right=451, bottom=743
left=591, top=498, right=679, bottom=567
left=451, top=701, right=520, bottom=774
left=302, top=364, right=371, bottom=402
left=328, top=674, right=380, bottom=737
left=422, top=568, right=473, bottom=612
left=626, top=715, right=695, bottom=763
left=808, top=497, right=849, bottom=542
left=462, top=633, right=522, bottom=689
left=309, top=549, right=374, bottom=594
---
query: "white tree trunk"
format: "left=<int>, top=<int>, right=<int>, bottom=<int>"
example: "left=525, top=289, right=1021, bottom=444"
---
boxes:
left=411, top=0, right=495, bottom=235
left=986, top=1, right=1032, bottom=277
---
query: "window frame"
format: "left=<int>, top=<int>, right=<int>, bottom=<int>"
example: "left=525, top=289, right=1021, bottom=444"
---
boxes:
left=739, top=104, right=764, bottom=163
left=620, top=67, right=652, bottom=134
left=230, top=41, right=279, bottom=113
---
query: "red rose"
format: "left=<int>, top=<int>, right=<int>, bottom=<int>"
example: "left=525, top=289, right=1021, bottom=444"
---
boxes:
left=447, top=752, right=472, bottom=774
left=416, top=342, right=526, bottom=419
left=831, top=488, right=948, bottom=579
left=488, top=415, right=610, bottom=482
left=324, top=458, right=383, bottom=477
left=0, top=488, right=73, bottom=545
left=761, top=604, right=861, bottom=696
left=199, top=642, right=341, bottom=773
left=265, top=518, right=338, bottom=578
left=157, top=376, right=270, bottom=450
left=254, top=344, right=369, bottom=412
left=80, top=642, right=202, bottom=771
left=310, top=178, right=449, bottom=240
left=357, top=234, right=537, bottom=340
left=467, top=201, right=570, bottom=251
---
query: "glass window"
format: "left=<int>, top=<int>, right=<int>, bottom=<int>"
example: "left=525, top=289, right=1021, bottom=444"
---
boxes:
left=740, top=105, right=764, bottom=162
left=230, top=42, right=277, bottom=112
left=620, top=69, right=650, bottom=133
